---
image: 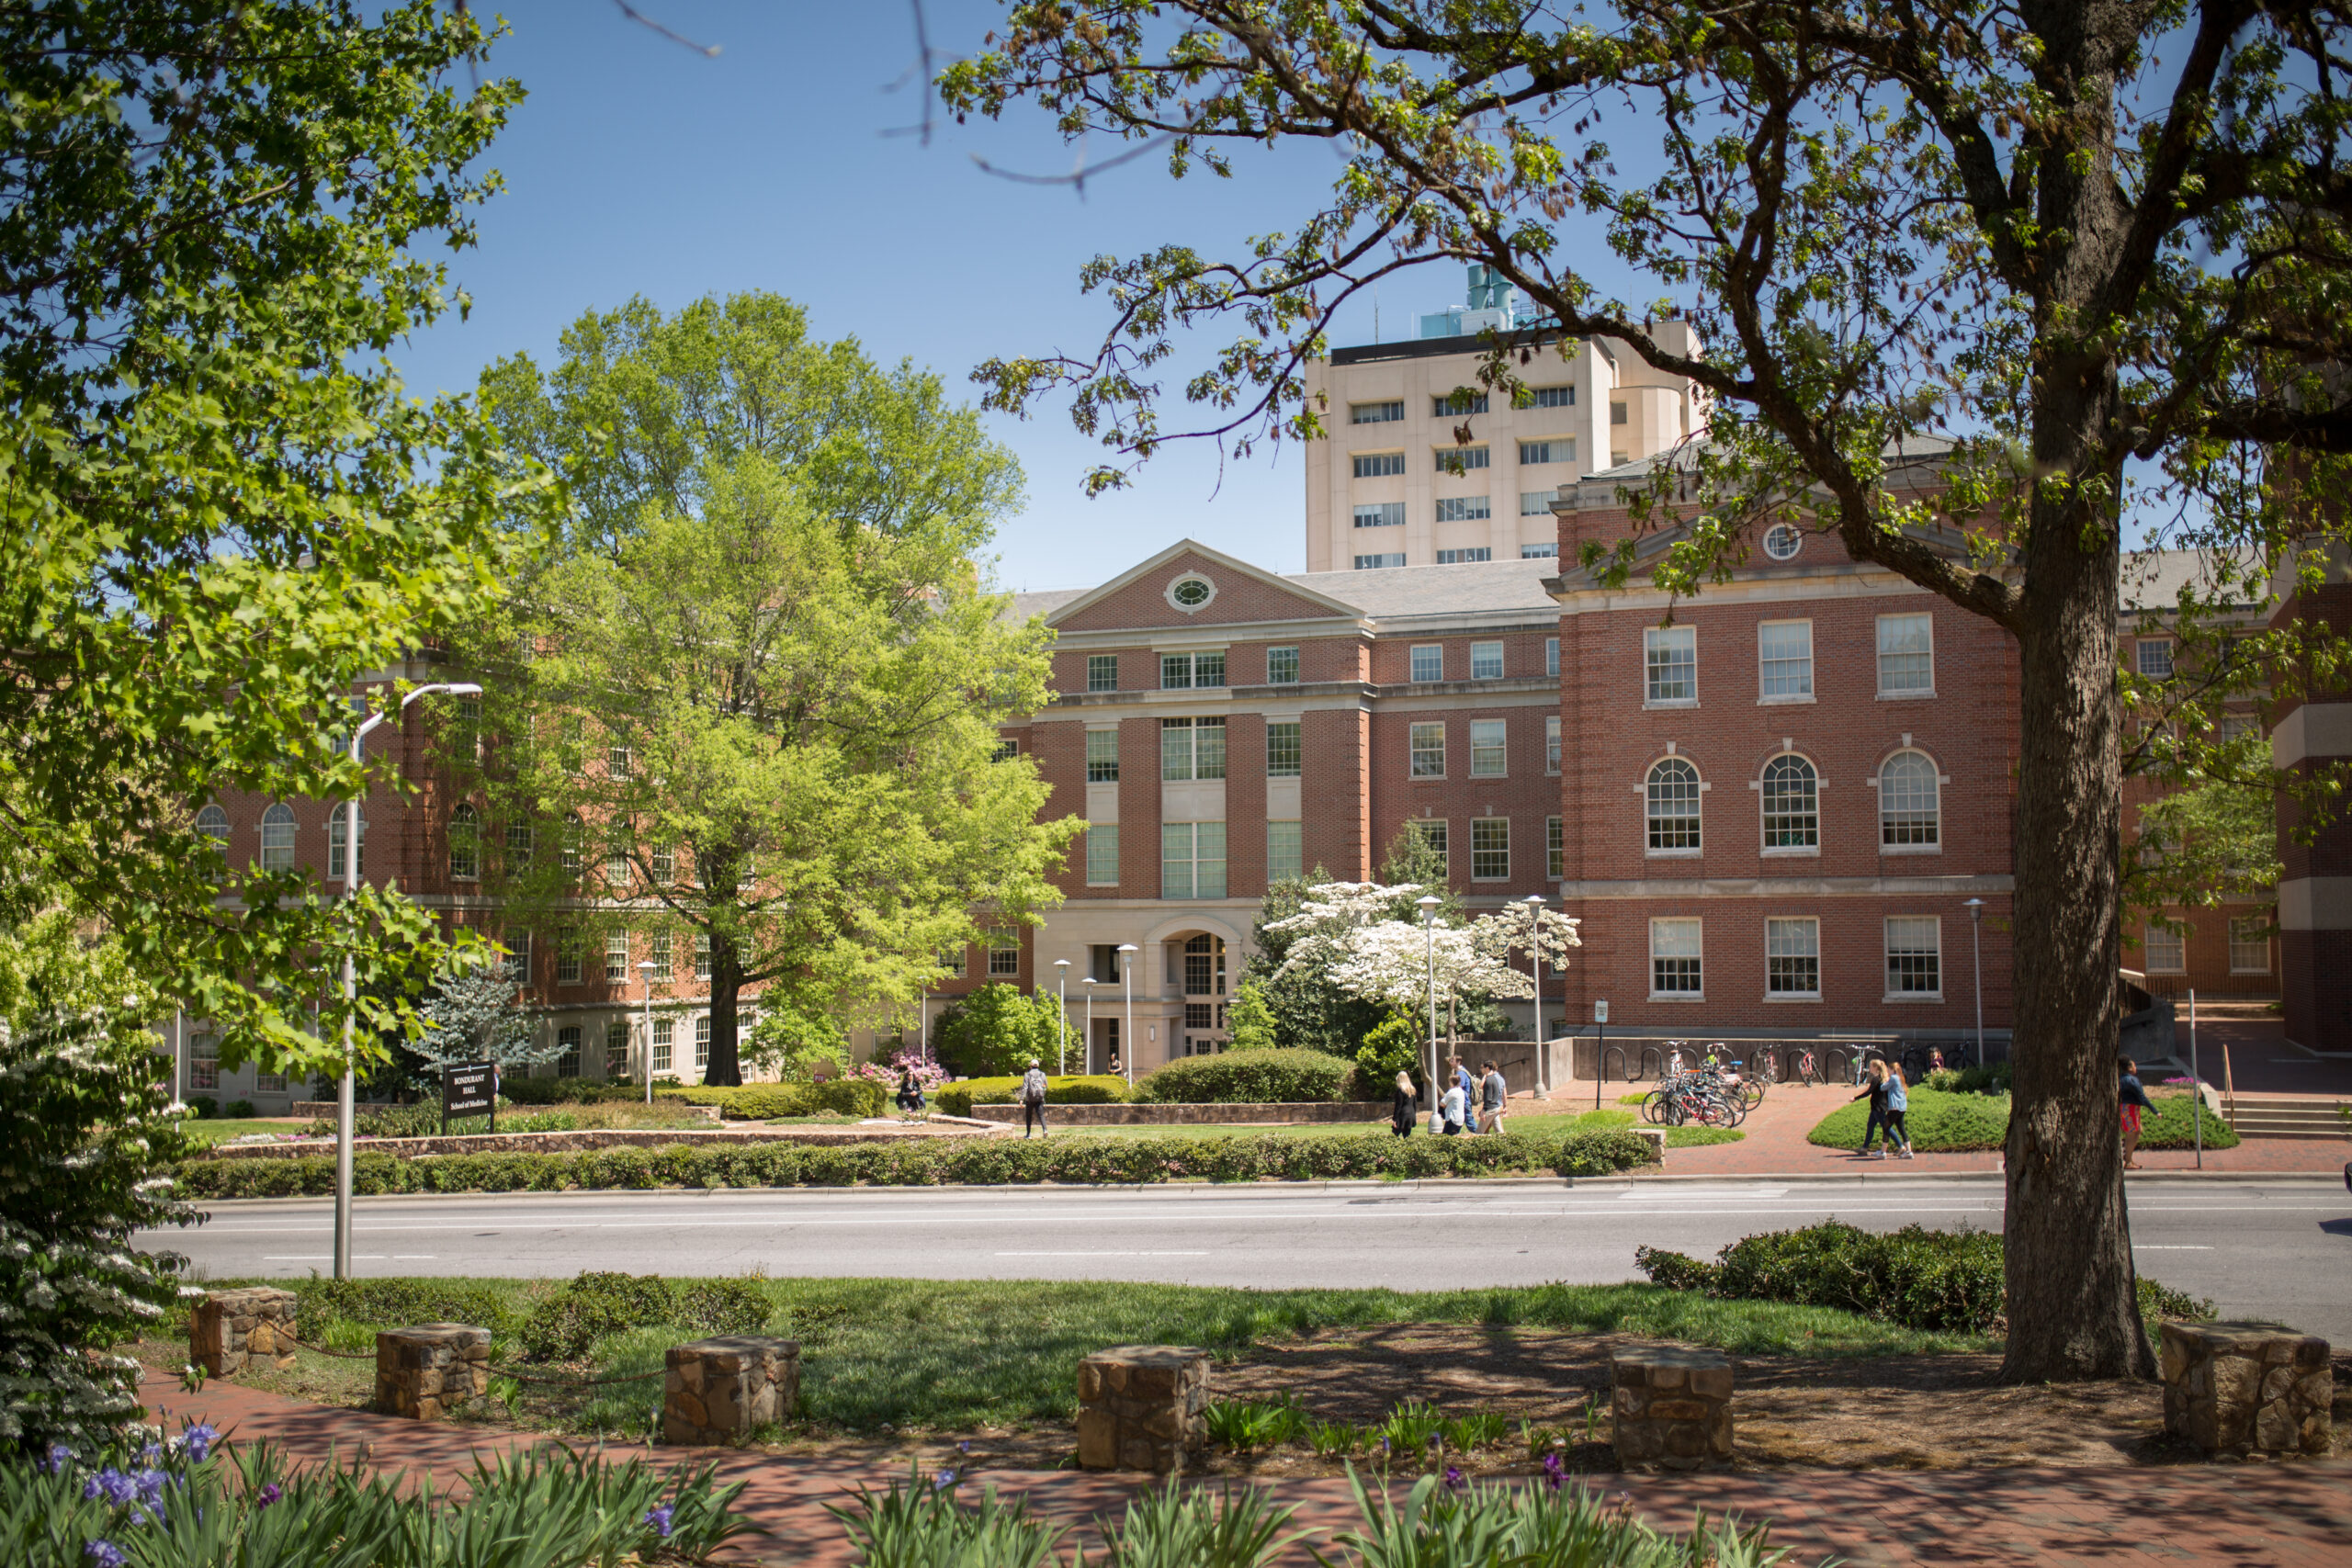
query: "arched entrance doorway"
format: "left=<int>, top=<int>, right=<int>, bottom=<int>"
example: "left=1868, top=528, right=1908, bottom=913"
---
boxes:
left=1171, top=931, right=1229, bottom=1057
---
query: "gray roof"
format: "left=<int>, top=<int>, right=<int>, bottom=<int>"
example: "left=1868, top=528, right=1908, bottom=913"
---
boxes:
left=1578, top=431, right=1961, bottom=486
left=2121, top=547, right=2267, bottom=614
left=1284, top=557, right=1560, bottom=618
left=1005, top=587, right=1091, bottom=621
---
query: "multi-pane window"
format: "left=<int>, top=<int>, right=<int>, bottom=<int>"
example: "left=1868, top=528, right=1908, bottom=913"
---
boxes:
left=1352, top=451, right=1407, bottom=478
left=447, top=804, right=478, bottom=880
left=988, top=931, right=1022, bottom=976
left=1879, top=751, right=1940, bottom=846
left=605, top=1021, right=630, bottom=1077
left=1645, top=626, right=1697, bottom=704
left=1410, top=645, right=1444, bottom=682
left=1520, top=491, right=1559, bottom=515
left=605, top=840, right=631, bottom=887
left=1436, top=547, right=1492, bottom=563
left=1519, top=439, right=1573, bottom=464
left=259, top=803, right=296, bottom=872
left=1086, top=728, right=1120, bottom=783
left=1182, top=934, right=1224, bottom=995
left=1766, top=918, right=1821, bottom=996
left=1470, top=641, right=1504, bottom=679
left=1645, top=759, right=1702, bottom=852
left=1885, top=917, right=1942, bottom=996
left=1160, top=716, right=1227, bottom=780
left=2143, top=923, right=2187, bottom=973
left=2136, top=637, right=2175, bottom=678
left=1353, top=502, right=1407, bottom=528
left=651, top=1019, right=673, bottom=1075
left=1433, top=391, right=1489, bottom=416
left=1086, top=824, right=1120, bottom=886
left=1650, top=919, right=1702, bottom=995
left=197, top=804, right=230, bottom=857
left=608, top=743, right=633, bottom=780
left=1546, top=817, right=1564, bottom=879
left=1267, top=820, right=1302, bottom=883
left=1434, top=446, right=1491, bottom=472
left=1529, top=385, right=1576, bottom=407
left=605, top=931, right=630, bottom=983
left=1267, top=646, right=1299, bottom=684
left=1521, top=543, right=1558, bottom=559
left=1545, top=637, right=1560, bottom=677
left=1411, top=818, right=1449, bottom=874
left=1161, top=821, right=1227, bottom=899
left=1355, top=553, right=1406, bottom=569
left=940, top=945, right=968, bottom=978
left=695, top=1017, right=711, bottom=1072
left=561, top=813, right=584, bottom=873
left=328, top=807, right=366, bottom=880
left=1876, top=613, right=1935, bottom=694
left=503, top=931, right=532, bottom=984
left=1266, top=721, right=1302, bottom=777
left=1088, top=653, right=1120, bottom=692
left=695, top=932, right=712, bottom=979
left=1758, top=621, right=1814, bottom=699
left=1409, top=722, right=1446, bottom=778
left=993, top=739, right=1019, bottom=762
left=1471, top=818, right=1510, bottom=881
left=1160, top=651, right=1225, bottom=689
left=1545, top=716, right=1561, bottom=773
left=2228, top=916, right=2270, bottom=973
left=650, top=931, right=673, bottom=976
left=187, top=1030, right=220, bottom=1092
left=1470, top=720, right=1508, bottom=777
left=507, top=823, right=534, bottom=871
left=1351, top=400, right=1405, bottom=423
left=556, top=931, right=582, bottom=986
left=555, top=1026, right=582, bottom=1078
left=650, top=841, right=674, bottom=882
left=1434, top=497, right=1491, bottom=521
left=1760, top=755, right=1820, bottom=850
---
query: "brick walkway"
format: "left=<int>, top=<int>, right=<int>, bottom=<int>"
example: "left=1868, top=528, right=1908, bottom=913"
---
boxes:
left=141, top=1368, right=2352, bottom=1565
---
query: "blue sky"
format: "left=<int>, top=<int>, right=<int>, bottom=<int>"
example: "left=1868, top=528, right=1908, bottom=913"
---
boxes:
left=395, top=1, right=1461, bottom=590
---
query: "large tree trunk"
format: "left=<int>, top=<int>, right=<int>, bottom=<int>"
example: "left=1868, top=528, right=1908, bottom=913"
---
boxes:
left=702, top=928, right=744, bottom=1087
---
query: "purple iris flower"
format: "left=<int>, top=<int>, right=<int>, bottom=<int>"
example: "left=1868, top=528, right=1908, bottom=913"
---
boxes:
left=177, top=1423, right=218, bottom=1464
left=1542, top=1451, right=1566, bottom=1492
left=85, top=1543, right=128, bottom=1568
left=933, top=1469, right=957, bottom=1491
left=641, top=1505, right=674, bottom=1539
left=256, top=1483, right=283, bottom=1509
left=1442, top=1466, right=1465, bottom=1495
left=84, top=1470, right=137, bottom=1507
left=41, top=1443, right=72, bottom=1474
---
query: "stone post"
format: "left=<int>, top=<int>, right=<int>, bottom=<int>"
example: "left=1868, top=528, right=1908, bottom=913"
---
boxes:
left=188, top=1287, right=299, bottom=1377
left=374, top=1324, right=492, bottom=1421
left=2160, top=1321, right=2332, bottom=1456
left=1611, top=1347, right=1734, bottom=1471
left=1076, top=1345, right=1211, bottom=1472
left=662, top=1337, right=801, bottom=1446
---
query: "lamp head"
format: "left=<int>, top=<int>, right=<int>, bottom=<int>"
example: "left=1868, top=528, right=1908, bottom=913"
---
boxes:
left=1416, top=894, right=1441, bottom=922
left=1525, top=893, right=1544, bottom=906
left=1964, top=897, right=1985, bottom=915
left=447, top=683, right=483, bottom=698
left=637, top=960, right=657, bottom=972
left=1054, top=958, right=1070, bottom=970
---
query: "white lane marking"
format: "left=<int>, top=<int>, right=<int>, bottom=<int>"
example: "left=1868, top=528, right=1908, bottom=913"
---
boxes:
left=2133, top=1245, right=2215, bottom=1250
left=391, top=1254, right=437, bottom=1259
left=263, top=1255, right=385, bottom=1260
left=1619, top=1187, right=1788, bottom=1200
left=994, top=1250, right=1210, bottom=1258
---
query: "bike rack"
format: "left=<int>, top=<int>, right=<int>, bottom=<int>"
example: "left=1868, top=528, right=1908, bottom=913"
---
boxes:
left=1636, top=1045, right=1665, bottom=1081
left=1601, top=1046, right=1628, bottom=1083
left=1823, top=1046, right=1853, bottom=1084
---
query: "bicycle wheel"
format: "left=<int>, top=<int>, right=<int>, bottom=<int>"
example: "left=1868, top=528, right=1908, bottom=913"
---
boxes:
left=1642, top=1089, right=1671, bottom=1124
left=1741, top=1077, right=1766, bottom=1110
left=1799, top=1055, right=1819, bottom=1088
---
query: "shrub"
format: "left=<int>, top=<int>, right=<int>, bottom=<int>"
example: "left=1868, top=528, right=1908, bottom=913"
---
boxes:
left=933, top=1074, right=1131, bottom=1117
left=675, top=1277, right=775, bottom=1337
left=1354, top=1013, right=1423, bottom=1085
left=1226, top=980, right=1278, bottom=1053
left=1923, top=1061, right=2013, bottom=1095
left=672, top=1080, right=885, bottom=1120
left=222, top=1098, right=257, bottom=1119
left=1807, top=1085, right=2238, bottom=1151
left=522, top=1271, right=677, bottom=1361
left=283, top=1277, right=521, bottom=1340
left=929, top=983, right=1077, bottom=1078
left=184, top=1095, right=219, bottom=1119
left=1135, top=1048, right=1367, bottom=1105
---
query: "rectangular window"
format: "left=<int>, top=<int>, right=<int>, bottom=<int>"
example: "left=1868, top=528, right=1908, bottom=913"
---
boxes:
left=651, top=1019, right=673, bottom=1076
left=1530, top=385, right=1576, bottom=408
left=1518, top=439, right=1574, bottom=465
left=1758, top=620, right=1815, bottom=700
left=1609, top=400, right=1628, bottom=425
left=1408, top=721, right=1446, bottom=778
left=608, top=744, right=633, bottom=780
left=1086, top=728, right=1120, bottom=783
left=1266, top=721, right=1301, bottom=777
left=1645, top=626, right=1697, bottom=704
left=1160, top=716, right=1226, bottom=780
left=605, top=1021, right=630, bottom=1078
left=1354, top=553, right=1406, bottom=570
left=695, top=932, right=712, bottom=980
left=2143, top=923, right=2187, bottom=973
left=254, top=1067, right=287, bottom=1095
left=2136, top=637, right=2176, bottom=678
left=187, top=1030, right=220, bottom=1092
left=1767, top=917, right=1822, bottom=997
left=650, top=841, right=674, bottom=881
left=1885, top=917, right=1942, bottom=996
left=988, top=931, right=1022, bottom=976
left=1521, top=543, right=1558, bottom=559
left=650, top=931, right=672, bottom=976
left=1351, top=400, right=1405, bottom=424
left=1545, top=637, right=1560, bottom=677
left=1877, top=613, right=1935, bottom=694
left=1434, top=497, right=1491, bottom=522
left=1520, top=490, right=1559, bottom=515
left=695, top=1017, right=710, bottom=1071
left=503, top=931, right=532, bottom=984
left=1351, top=451, right=1406, bottom=478
left=1087, top=653, right=1119, bottom=693
left=2228, top=916, right=2270, bottom=974
left=992, top=739, right=1019, bottom=762
left=556, top=932, right=582, bottom=987
left=328, top=807, right=364, bottom=880
left=1409, top=645, right=1444, bottom=682
left=555, top=1026, right=582, bottom=1078
left=1470, top=641, right=1504, bottom=679
left=605, top=931, right=629, bottom=983
left=1546, top=816, right=1564, bottom=879
left=1267, top=820, right=1303, bottom=883
left=1353, top=502, right=1406, bottom=529
left=1471, top=818, right=1510, bottom=881
left=1160, top=651, right=1225, bottom=689
left=1266, top=646, right=1299, bottom=684
left=1545, top=715, right=1561, bottom=773
left=1436, top=547, right=1491, bottom=564
left=940, top=945, right=968, bottom=978
left=1470, top=719, right=1507, bottom=777
left=1434, top=446, right=1491, bottom=471
left=1086, top=824, right=1120, bottom=886
left=1433, top=391, right=1489, bottom=416
left=1411, top=818, right=1449, bottom=874
left=1650, top=919, right=1702, bottom=996
left=1160, top=821, right=1227, bottom=900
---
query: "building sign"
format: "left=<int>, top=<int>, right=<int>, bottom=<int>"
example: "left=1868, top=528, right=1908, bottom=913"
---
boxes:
left=443, top=1060, right=496, bottom=1133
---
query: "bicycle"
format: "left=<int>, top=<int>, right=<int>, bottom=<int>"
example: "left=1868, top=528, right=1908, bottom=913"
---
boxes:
left=1794, top=1047, right=1819, bottom=1088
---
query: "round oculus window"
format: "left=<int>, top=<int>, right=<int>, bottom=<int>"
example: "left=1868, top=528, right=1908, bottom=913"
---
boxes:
left=1168, top=573, right=1215, bottom=611
left=1761, top=523, right=1803, bottom=561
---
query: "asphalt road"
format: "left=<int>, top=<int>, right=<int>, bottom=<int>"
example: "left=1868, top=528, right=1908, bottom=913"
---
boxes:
left=152, top=1176, right=2352, bottom=1343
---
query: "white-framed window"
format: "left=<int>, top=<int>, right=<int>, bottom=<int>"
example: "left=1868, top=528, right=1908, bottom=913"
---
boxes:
left=561, top=812, right=584, bottom=873
left=991, top=738, right=1019, bottom=764
left=1086, top=728, right=1120, bottom=783
left=187, top=1029, right=220, bottom=1092
left=1408, top=721, right=1446, bottom=778
left=1645, top=626, right=1697, bottom=705
left=1546, top=816, right=1564, bottom=879
left=1352, top=451, right=1407, bottom=478
left=1766, top=917, right=1821, bottom=997
left=1435, top=498, right=1491, bottom=523
left=988, top=931, right=1021, bottom=976
left=608, top=742, right=633, bottom=780
left=1545, top=637, right=1560, bottom=677
left=1267, top=820, right=1303, bottom=882
left=1646, top=758, right=1702, bottom=852
left=1521, top=543, right=1558, bottom=559
left=1160, top=716, right=1227, bottom=780
left=1409, top=818, right=1448, bottom=874
left=1086, top=824, right=1120, bottom=886
left=1161, top=821, right=1227, bottom=899
left=1434, top=445, right=1491, bottom=471
left=556, top=1026, right=582, bottom=1078
left=253, top=1066, right=288, bottom=1095
left=1650, top=919, right=1702, bottom=997
left=1436, top=547, right=1491, bottom=563
left=2143, top=923, right=2187, bottom=973
left=650, top=841, right=674, bottom=882
left=1529, top=385, right=1576, bottom=407
left=1761, top=523, right=1804, bottom=561
left=557, top=931, right=582, bottom=986
left=695, top=932, right=712, bottom=980
left=1545, top=716, right=1561, bottom=773
left=1519, top=439, right=1573, bottom=465
left=1885, top=917, right=1942, bottom=997
left=605, top=931, right=630, bottom=983
left=1267, top=646, right=1300, bottom=684
left=1266, top=721, right=1302, bottom=777
left=1160, top=650, right=1226, bottom=690
left=1760, top=754, right=1819, bottom=851
left=1520, top=490, right=1558, bottom=515
left=695, top=1016, right=710, bottom=1071
left=1758, top=620, right=1815, bottom=700
left=605, top=1021, right=630, bottom=1078
left=1410, top=644, right=1444, bottom=682
left=1433, top=391, right=1488, bottom=416
left=1470, top=641, right=1505, bottom=679
left=1088, top=653, right=1119, bottom=692
left=447, top=803, right=478, bottom=880
left=605, top=839, right=631, bottom=887
left=650, top=930, right=673, bottom=976
left=2136, top=637, right=2176, bottom=678
left=1471, top=818, right=1510, bottom=881
left=327, top=807, right=366, bottom=880
left=940, top=944, right=968, bottom=978
left=506, top=822, right=533, bottom=871
left=1351, top=400, right=1405, bottom=423
left=1354, top=502, right=1406, bottom=529
left=503, top=931, right=532, bottom=984
left=651, top=1018, right=673, bottom=1075
left=2228, top=916, right=2270, bottom=974
left=258, top=802, right=296, bottom=872
left=1355, top=552, right=1406, bottom=570
left=1470, top=719, right=1508, bottom=777
left=1876, top=613, right=1935, bottom=694
left=1879, top=751, right=1940, bottom=847
left=196, top=803, right=230, bottom=856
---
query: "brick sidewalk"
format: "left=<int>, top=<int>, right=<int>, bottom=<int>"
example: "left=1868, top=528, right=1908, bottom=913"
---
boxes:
left=141, top=1368, right=2352, bottom=1565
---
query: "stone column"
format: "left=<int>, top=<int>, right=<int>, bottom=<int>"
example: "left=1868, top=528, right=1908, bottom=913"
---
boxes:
left=374, top=1324, right=492, bottom=1421
left=1076, top=1345, right=1211, bottom=1472
left=2160, top=1322, right=2332, bottom=1456
left=1611, top=1347, right=1734, bottom=1471
left=662, top=1337, right=801, bottom=1446
left=188, top=1287, right=299, bottom=1377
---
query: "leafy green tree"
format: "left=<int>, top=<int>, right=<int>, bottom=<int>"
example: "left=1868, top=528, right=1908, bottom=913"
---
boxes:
left=1225, top=978, right=1278, bottom=1052
left=943, top=0, right=2352, bottom=1382
left=462, top=294, right=1077, bottom=1084
left=743, top=998, right=853, bottom=1082
left=931, top=983, right=1080, bottom=1078
left=1354, top=1012, right=1423, bottom=1089
left=412, top=956, right=558, bottom=1074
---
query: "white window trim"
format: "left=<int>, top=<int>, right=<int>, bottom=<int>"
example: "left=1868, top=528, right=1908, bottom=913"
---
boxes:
left=1646, top=916, right=1705, bottom=1002
left=1468, top=640, right=1506, bottom=681
left=1762, top=916, right=1823, bottom=1001
left=1755, top=618, right=1816, bottom=706
left=1753, top=752, right=1826, bottom=859
left=1468, top=719, right=1509, bottom=779
left=1874, top=612, right=1938, bottom=700
left=1408, top=644, right=1445, bottom=683
left=1643, top=626, right=1699, bottom=709
left=1468, top=818, right=1510, bottom=882
left=1637, top=761, right=1709, bottom=859
left=1869, top=751, right=1948, bottom=857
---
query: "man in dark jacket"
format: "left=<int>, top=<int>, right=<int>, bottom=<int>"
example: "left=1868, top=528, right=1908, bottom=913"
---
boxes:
left=1020, top=1059, right=1049, bottom=1138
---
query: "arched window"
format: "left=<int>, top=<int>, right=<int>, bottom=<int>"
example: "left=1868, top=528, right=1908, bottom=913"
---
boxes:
left=328, top=807, right=368, bottom=881
left=1760, top=755, right=1819, bottom=849
left=1645, top=759, right=1702, bottom=852
left=195, top=804, right=230, bottom=855
left=1880, top=750, right=1940, bottom=847
left=259, top=803, right=296, bottom=871
left=449, top=803, right=480, bottom=881
left=506, top=822, right=533, bottom=870
left=560, top=812, right=584, bottom=873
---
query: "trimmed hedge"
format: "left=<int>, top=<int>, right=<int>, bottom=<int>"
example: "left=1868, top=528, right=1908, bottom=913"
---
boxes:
left=277, top=1276, right=522, bottom=1339
left=1134, top=1048, right=1369, bottom=1105
left=933, top=1074, right=1131, bottom=1118
left=1807, top=1087, right=2239, bottom=1151
left=173, top=1128, right=1657, bottom=1199
left=493, top=1077, right=884, bottom=1119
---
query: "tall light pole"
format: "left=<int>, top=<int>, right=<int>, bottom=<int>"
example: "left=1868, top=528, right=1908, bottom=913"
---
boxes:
left=1081, top=978, right=1098, bottom=1073
left=1053, top=958, right=1070, bottom=1076
left=1418, top=895, right=1442, bottom=1113
left=1525, top=893, right=1550, bottom=1098
left=1117, top=943, right=1138, bottom=1088
left=1964, top=897, right=1986, bottom=1070
left=638, top=959, right=659, bottom=1103
left=334, top=680, right=481, bottom=1281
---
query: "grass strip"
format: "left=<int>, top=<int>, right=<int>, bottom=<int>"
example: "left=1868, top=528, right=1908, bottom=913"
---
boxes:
left=1806, top=1088, right=2237, bottom=1151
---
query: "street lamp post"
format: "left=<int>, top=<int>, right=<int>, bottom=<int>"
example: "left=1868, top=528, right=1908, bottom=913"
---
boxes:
left=638, top=959, right=659, bottom=1104
left=1080, top=978, right=1098, bottom=1072
left=1117, top=943, right=1138, bottom=1088
left=1417, top=895, right=1442, bottom=1115
left=334, top=680, right=481, bottom=1282
left=1964, top=897, right=1986, bottom=1070
left=1053, top=958, right=1070, bottom=1076
left=1525, top=893, right=1549, bottom=1099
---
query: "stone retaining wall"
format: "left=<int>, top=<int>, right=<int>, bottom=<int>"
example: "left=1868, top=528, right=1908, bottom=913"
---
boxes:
left=188, top=1122, right=1000, bottom=1160
left=189, top=1287, right=298, bottom=1377
left=970, top=1100, right=1385, bottom=1126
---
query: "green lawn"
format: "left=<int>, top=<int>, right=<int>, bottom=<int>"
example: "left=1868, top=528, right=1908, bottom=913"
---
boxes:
left=1050, top=1108, right=1742, bottom=1150
left=178, top=1118, right=315, bottom=1148
left=1807, top=1087, right=2238, bottom=1151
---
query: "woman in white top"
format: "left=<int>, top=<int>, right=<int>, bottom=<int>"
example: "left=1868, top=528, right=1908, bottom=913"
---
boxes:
left=1438, top=1080, right=1467, bottom=1135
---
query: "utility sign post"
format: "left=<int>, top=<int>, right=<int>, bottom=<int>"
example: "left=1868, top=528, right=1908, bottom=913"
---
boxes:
left=442, top=1061, right=496, bottom=1135
left=1591, top=1000, right=1608, bottom=1110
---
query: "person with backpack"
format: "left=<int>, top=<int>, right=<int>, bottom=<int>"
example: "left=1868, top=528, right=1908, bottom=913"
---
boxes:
left=1019, top=1058, right=1049, bottom=1138
left=1478, top=1060, right=1509, bottom=1134
left=2119, top=1057, right=2155, bottom=1170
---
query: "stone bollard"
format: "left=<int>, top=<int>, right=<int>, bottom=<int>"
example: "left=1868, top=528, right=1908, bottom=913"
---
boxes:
left=374, top=1324, right=492, bottom=1421
left=2160, top=1321, right=2332, bottom=1457
left=188, top=1287, right=300, bottom=1377
left=662, top=1337, right=801, bottom=1446
left=1076, top=1345, right=1211, bottom=1472
left=1611, top=1347, right=1735, bottom=1471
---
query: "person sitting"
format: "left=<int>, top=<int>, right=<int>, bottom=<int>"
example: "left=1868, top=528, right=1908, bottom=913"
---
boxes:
left=895, top=1066, right=926, bottom=1115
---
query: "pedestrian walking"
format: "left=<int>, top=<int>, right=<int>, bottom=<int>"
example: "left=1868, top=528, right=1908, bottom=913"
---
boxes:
left=1389, top=1070, right=1417, bottom=1137
left=2119, top=1056, right=2154, bottom=1169
left=1020, top=1058, right=1049, bottom=1138
left=1450, top=1055, right=1481, bottom=1134
left=1883, top=1062, right=1915, bottom=1158
left=1851, top=1060, right=1894, bottom=1158
left=1438, top=1077, right=1467, bottom=1135
left=1479, top=1059, right=1508, bottom=1134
